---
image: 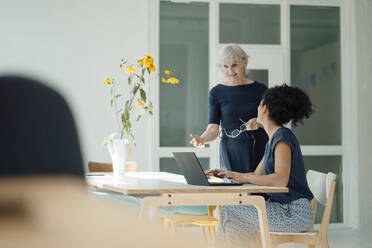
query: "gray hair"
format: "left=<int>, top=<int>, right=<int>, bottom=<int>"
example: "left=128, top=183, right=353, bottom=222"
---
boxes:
left=217, top=44, right=249, bottom=66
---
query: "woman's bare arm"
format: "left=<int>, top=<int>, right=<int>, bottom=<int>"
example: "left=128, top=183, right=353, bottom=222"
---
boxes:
left=190, top=124, right=219, bottom=147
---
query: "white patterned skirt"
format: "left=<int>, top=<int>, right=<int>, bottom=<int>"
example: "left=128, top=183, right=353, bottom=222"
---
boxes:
left=218, top=198, right=313, bottom=247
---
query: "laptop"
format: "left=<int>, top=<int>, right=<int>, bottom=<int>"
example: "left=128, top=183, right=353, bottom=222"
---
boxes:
left=173, top=152, right=242, bottom=186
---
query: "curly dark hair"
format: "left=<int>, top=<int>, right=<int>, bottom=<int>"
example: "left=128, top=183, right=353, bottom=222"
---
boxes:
left=262, top=84, right=314, bottom=126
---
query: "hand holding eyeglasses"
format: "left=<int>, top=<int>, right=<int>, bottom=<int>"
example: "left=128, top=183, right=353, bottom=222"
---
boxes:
left=221, top=118, right=261, bottom=138
left=244, top=117, right=261, bottom=131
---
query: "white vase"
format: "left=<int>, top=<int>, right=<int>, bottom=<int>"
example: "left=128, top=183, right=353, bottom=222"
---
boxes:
left=107, top=139, right=129, bottom=177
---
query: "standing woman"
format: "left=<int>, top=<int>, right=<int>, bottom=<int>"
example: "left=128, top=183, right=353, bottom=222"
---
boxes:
left=206, top=84, right=315, bottom=247
left=190, top=44, right=268, bottom=173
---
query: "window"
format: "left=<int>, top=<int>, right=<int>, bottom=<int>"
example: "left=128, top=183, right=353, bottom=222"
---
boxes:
left=153, top=0, right=354, bottom=228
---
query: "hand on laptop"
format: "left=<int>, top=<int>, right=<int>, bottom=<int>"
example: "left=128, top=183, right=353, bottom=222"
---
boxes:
left=205, top=169, right=247, bottom=183
left=205, top=169, right=225, bottom=178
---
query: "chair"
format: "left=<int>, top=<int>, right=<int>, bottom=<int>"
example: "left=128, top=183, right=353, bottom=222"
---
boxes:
left=267, top=170, right=337, bottom=248
left=88, top=162, right=220, bottom=246
left=163, top=205, right=221, bottom=246
left=88, top=161, right=138, bottom=173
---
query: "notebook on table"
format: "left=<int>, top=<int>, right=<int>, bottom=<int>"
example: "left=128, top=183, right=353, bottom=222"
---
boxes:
left=172, top=152, right=242, bottom=186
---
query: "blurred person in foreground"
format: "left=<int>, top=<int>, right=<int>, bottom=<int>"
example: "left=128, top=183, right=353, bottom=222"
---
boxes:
left=0, top=76, right=204, bottom=248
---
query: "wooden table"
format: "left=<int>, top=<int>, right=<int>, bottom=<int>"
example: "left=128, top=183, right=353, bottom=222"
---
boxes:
left=86, top=172, right=288, bottom=248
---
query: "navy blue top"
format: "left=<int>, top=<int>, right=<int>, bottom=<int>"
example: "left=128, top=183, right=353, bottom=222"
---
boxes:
left=262, top=127, right=313, bottom=203
left=209, top=82, right=267, bottom=131
left=208, top=82, right=268, bottom=172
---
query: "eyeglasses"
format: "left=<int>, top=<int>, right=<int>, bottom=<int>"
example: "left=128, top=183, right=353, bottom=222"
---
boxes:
left=219, top=118, right=247, bottom=138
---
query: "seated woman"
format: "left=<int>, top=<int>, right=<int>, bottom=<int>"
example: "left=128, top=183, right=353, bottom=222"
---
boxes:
left=205, top=84, right=314, bottom=247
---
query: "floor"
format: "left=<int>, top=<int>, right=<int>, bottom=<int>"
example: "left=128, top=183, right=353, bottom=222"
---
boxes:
left=178, top=226, right=372, bottom=248
left=91, top=193, right=372, bottom=247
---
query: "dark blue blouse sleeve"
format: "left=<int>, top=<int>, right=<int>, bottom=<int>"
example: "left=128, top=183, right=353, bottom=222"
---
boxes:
left=208, top=87, right=221, bottom=124
left=271, top=131, right=294, bottom=153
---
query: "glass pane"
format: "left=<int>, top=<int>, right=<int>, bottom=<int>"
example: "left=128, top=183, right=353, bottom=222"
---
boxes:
left=304, top=156, right=343, bottom=224
left=160, top=157, right=210, bottom=175
left=160, top=1, right=209, bottom=146
left=246, top=69, right=268, bottom=87
left=291, top=6, right=341, bottom=145
left=220, top=4, right=280, bottom=44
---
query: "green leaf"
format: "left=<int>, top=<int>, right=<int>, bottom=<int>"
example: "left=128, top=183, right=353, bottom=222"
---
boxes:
left=121, top=111, right=127, bottom=124
left=123, top=108, right=130, bottom=122
left=128, top=77, right=132, bottom=85
left=137, top=115, right=142, bottom=122
left=141, top=77, right=145, bottom=84
left=140, top=89, right=147, bottom=102
left=149, top=110, right=153, bottom=116
left=115, top=94, right=121, bottom=98
left=110, top=99, right=113, bottom=107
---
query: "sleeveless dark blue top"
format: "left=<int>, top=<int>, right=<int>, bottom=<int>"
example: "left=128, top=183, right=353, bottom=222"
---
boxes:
left=262, top=127, right=314, bottom=203
left=208, top=82, right=268, bottom=173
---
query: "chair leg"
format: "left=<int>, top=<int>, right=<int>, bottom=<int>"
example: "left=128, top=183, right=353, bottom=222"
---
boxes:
left=271, top=240, right=278, bottom=248
left=249, top=232, right=261, bottom=247
left=163, top=219, right=169, bottom=232
left=209, top=226, right=217, bottom=246
left=170, top=221, right=176, bottom=233
left=321, top=239, right=329, bottom=248
left=308, top=245, right=316, bottom=248
left=201, top=226, right=209, bottom=247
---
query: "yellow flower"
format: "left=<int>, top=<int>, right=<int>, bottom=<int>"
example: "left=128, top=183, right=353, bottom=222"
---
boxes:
left=161, top=78, right=167, bottom=83
left=164, top=69, right=170, bottom=75
left=148, top=104, right=152, bottom=110
left=143, top=60, right=151, bottom=68
left=120, top=64, right=122, bottom=69
left=104, top=78, right=111, bottom=85
left=125, top=66, right=136, bottom=74
left=167, top=77, right=179, bottom=84
left=144, top=55, right=154, bottom=63
left=138, top=59, right=144, bottom=65
left=135, top=101, right=143, bottom=107
left=149, top=63, right=156, bottom=72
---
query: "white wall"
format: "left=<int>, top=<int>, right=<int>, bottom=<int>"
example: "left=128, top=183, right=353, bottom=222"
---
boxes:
left=0, top=0, right=153, bottom=171
left=355, top=0, right=372, bottom=232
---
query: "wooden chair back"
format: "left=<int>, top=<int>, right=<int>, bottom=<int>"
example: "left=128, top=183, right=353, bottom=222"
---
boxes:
left=306, top=170, right=337, bottom=235
left=88, top=161, right=138, bottom=172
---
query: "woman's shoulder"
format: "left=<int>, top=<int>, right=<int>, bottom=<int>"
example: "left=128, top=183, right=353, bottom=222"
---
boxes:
left=274, top=127, right=296, bottom=139
left=271, top=127, right=298, bottom=149
left=210, top=83, right=227, bottom=93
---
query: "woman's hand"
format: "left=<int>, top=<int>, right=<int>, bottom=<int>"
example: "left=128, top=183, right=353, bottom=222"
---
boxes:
left=205, top=169, right=249, bottom=184
left=244, top=117, right=261, bottom=131
left=216, top=171, right=248, bottom=183
left=204, top=169, right=225, bottom=178
left=190, top=134, right=205, bottom=148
